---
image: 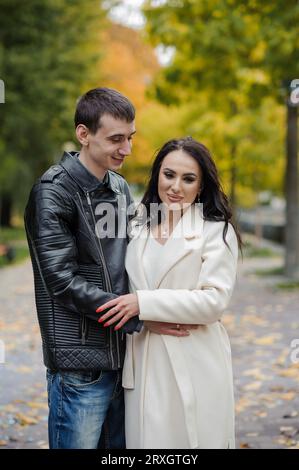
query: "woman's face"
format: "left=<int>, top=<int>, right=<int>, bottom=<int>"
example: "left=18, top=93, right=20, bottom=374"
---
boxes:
left=158, top=149, right=202, bottom=209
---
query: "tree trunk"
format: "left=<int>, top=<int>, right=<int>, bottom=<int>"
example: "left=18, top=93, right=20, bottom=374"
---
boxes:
left=284, top=103, right=299, bottom=278
left=0, top=193, right=12, bottom=227
left=229, top=143, right=237, bottom=220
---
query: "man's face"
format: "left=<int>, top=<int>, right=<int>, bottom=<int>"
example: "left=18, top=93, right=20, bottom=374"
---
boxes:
left=85, top=114, right=136, bottom=173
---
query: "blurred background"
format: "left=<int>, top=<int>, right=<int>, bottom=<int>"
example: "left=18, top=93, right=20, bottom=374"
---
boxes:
left=0, top=0, right=299, bottom=449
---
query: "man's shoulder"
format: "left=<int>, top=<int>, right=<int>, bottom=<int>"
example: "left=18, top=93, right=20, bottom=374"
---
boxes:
left=40, top=164, right=65, bottom=183
left=30, top=164, right=72, bottom=203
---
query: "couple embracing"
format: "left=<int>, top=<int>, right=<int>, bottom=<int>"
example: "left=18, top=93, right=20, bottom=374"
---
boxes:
left=25, top=87, right=241, bottom=449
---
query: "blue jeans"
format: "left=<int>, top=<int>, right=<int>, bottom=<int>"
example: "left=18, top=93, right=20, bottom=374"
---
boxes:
left=46, top=369, right=125, bottom=449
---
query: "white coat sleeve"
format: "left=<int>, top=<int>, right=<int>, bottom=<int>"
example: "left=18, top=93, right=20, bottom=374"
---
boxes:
left=136, top=222, right=238, bottom=325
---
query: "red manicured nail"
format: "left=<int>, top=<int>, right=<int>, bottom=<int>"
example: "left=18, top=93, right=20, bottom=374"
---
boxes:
left=96, top=307, right=102, bottom=313
left=98, top=317, right=104, bottom=323
left=103, top=323, right=109, bottom=327
left=114, top=326, right=120, bottom=331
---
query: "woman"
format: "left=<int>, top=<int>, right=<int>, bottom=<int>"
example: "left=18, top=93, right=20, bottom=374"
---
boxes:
left=96, top=137, right=241, bottom=449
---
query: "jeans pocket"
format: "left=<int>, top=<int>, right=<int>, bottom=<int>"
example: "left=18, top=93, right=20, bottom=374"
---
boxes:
left=60, top=370, right=103, bottom=388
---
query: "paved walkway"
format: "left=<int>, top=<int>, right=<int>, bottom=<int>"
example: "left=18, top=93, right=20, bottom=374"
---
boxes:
left=0, top=241, right=298, bottom=449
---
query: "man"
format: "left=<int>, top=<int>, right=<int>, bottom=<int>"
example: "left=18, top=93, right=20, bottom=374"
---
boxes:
left=25, top=87, right=192, bottom=449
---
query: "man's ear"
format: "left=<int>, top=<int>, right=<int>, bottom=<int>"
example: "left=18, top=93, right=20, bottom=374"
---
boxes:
left=76, top=124, right=89, bottom=146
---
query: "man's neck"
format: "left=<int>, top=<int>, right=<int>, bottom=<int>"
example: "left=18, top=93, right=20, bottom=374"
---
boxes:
left=78, top=149, right=106, bottom=181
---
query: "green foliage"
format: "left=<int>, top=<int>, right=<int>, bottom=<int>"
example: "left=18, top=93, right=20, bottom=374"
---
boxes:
left=0, top=226, right=26, bottom=243
left=0, top=0, right=106, bottom=213
left=144, top=0, right=299, bottom=103
left=143, top=0, right=299, bottom=204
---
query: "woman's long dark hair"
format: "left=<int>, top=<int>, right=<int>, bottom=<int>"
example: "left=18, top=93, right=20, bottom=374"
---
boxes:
left=140, top=137, right=242, bottom=250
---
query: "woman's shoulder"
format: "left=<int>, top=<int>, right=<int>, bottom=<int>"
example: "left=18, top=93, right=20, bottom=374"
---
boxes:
left=203, top=219, right=238, bottom=251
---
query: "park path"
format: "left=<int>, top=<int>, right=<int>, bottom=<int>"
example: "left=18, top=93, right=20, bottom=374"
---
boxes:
left=0, top=240, right=299, bottom=449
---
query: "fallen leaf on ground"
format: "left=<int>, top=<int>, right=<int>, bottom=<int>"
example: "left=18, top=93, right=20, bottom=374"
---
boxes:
left=239, top=442, right=251, bottom=448
left=278, top=366, right=299, bottom=378
left=243, top=381, right=262, bottom=391
left=254, top=335, right=281, bottom=346
left=26, top=401, right=47, bottom=410
left=279, top=392, right=296, bottom=401
left=15, top=413, right=39, bottom=426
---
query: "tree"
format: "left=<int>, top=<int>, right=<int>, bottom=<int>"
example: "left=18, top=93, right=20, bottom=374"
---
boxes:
left=0, top=0, right=106, bottom=225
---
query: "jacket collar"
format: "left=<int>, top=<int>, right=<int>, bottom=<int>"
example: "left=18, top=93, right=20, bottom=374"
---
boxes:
left=60, top=151, right=120, bottom=193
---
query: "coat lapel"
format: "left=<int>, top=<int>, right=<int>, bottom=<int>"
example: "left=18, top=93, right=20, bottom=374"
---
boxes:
left=154, top=204, right=204, bottom=288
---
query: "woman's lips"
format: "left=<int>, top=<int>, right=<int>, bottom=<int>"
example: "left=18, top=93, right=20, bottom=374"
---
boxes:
left=167, top=194, right=184, bottom=202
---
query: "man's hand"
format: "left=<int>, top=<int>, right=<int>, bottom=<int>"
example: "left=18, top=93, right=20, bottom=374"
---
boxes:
left=144, top=321, right=199, bottom=337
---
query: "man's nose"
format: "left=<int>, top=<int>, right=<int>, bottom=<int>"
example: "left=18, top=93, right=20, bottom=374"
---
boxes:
left=118, top=139, right=132, bottom=156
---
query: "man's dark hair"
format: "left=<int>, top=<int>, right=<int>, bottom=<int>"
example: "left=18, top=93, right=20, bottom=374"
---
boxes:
left=74, top=87, right=135, bottom=134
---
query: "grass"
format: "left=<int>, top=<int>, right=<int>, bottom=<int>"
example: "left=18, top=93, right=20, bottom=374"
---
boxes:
left=243, top=241, right=277, bottom=258
left=276, top=281, right=299, bottom=291
left=254, top=266, right=284, bottom=277
left=253, top=265, right=299, bottom=290
left=0, top=226, right=26, bottom=244
left=0, top=226, right=29, bottom=268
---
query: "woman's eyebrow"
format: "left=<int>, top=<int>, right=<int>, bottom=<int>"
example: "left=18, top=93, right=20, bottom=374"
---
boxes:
left=163, top=168, right=197, bottom=177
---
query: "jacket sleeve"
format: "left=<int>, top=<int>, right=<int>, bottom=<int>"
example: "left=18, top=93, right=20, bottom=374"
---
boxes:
left=136, top=222, right=238, bottom=325
left=121, top=179, right=143, bottom=333
left=25, top=182, right=134, bottom=329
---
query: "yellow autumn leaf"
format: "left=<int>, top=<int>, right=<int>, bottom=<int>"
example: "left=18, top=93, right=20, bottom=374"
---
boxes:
left=254, top=335, right=280, bottom=345
left=243, top=381, right=262, bottom=391
left=235, top=396, right=254, bottom=413
left=26, top=401, right=48, bottom=410
left=243, top=368, right=270, bottom=381
left=254, top=410, right=267, bottom=418
left=280, top=392, right=296, bottom=401
left=16, top=366, right=32, bottom=374
left=239, top=442, right=251, bottom=448
left=15, top=413, right=39, bottom=426
left=278, top=366, right=299, bottom=378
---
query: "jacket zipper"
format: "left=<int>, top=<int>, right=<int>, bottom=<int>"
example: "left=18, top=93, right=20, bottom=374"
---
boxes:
left=77, top=191, right=114, bottom=365
left=86, top=191, right=121, bottom=368
left=81, top=191, right=121, bottom=368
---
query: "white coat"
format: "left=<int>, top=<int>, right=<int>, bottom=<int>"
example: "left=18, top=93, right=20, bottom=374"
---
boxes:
left=123, top=205, right=238, bottom=449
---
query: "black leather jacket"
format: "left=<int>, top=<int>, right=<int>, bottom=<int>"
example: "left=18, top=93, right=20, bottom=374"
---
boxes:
left=25, top=151, right=140, bottom=371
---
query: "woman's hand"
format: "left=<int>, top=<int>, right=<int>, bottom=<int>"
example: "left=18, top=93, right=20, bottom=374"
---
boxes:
left=96, top=294, right=139, bottom=330
left=144, top=321, right=199, bottom=337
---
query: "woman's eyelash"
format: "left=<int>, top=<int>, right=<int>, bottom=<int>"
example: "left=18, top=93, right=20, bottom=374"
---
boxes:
left=164, top=173, right=195, bottom=183
left=185, top=178, right=195, bottom=183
